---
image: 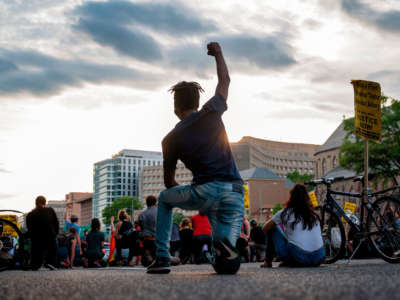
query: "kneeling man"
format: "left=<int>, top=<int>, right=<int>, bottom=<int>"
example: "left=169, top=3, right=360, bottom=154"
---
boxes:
left=147, top=42, right=244, bottom=275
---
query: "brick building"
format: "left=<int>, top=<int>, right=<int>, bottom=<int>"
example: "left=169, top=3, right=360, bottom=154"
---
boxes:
left=65, top=192, right=93, bottom=226
left=240, top=167, right=294, bottom=222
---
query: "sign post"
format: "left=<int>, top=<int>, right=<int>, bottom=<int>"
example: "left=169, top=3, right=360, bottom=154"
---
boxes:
left=351, top=80, right=382, bottom=202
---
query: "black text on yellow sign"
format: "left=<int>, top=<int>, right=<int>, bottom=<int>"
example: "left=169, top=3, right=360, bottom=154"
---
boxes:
left=352, top=80, right=382, bottom=142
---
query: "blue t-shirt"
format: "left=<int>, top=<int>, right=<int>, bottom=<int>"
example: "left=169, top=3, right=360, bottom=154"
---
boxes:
left=65, top=220, right=81, bottom=235
left=162, top=93, right=242, bottom=185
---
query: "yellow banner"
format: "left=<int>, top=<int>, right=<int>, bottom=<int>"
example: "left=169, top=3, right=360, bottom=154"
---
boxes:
left=352, top=80, right=382, bottom=142
left=0, top=215, right=20, bottom=237
left=243, top=184, right=249, bottom=208
left=309, top=191, right=318, bottom=207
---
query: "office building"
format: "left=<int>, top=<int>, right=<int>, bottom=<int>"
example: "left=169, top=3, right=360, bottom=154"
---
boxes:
left=231, top=136, right=318, bottom=177
left=93, top=149, right=162, bottom=225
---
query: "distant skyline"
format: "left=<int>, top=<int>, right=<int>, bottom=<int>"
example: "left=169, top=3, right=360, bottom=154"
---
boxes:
left=1, top=0, right=400, bottom=211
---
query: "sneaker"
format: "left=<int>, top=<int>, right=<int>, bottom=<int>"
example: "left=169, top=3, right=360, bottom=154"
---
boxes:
left=169, top=256, right=181, bottom=266
left=211, top=237, right=241, bottom=275
left=146, top=257, right=170, bottom=274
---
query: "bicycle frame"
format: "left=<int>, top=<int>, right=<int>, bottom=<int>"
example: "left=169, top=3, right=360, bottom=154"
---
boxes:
left=324, top=183, right=397, bottom=238
left=325, top=188, right=363, bottom=233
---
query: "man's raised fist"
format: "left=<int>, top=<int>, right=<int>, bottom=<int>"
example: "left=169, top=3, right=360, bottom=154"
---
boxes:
left=207, top=42, right=222, bottom=56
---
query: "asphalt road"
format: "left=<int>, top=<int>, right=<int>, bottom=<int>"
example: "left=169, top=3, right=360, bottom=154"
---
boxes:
left=1, top=259, right=399, bottom=300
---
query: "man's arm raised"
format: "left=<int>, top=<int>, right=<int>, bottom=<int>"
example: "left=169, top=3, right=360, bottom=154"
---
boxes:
left=207, top=42, right=230, bottom=101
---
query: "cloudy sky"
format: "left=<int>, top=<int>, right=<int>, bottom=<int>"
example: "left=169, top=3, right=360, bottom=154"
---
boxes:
left=1, top=0, right=399, bottom=211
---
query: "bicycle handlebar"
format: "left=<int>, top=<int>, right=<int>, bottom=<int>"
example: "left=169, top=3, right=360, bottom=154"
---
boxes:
left=305, top=176, right=345, bottom=186
left=0, top=210, right=24, bottom=214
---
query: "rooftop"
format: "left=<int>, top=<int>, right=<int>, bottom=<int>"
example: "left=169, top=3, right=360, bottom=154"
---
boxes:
left=315, top=122, right=348, bottom=154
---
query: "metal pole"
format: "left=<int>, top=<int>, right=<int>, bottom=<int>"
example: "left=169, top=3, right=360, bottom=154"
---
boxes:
left=364, top=140, right=369, bottom=202
left=259, top=188, right=262, bottom=223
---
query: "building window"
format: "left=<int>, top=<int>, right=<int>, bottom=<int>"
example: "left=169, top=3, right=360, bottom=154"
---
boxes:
left=322, top=159, right=326, bottom=176
left=332, top=156, right=337, bottom=168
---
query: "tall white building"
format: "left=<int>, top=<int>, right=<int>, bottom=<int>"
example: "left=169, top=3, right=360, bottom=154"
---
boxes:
left=93, top=149, right=162, bottom=225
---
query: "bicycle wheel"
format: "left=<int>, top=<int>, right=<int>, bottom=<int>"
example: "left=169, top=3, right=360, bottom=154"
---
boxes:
left=367, top=196, right=400, bottom=263
left=0, top=218, right=28, bottom=271
left=317, top=206, right=346, bottom=264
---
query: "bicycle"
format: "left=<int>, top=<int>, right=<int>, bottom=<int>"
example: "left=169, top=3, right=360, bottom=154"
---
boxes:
left=306, top=176, right=400, bottom=264
left=0, top=210, right=30, bottom=271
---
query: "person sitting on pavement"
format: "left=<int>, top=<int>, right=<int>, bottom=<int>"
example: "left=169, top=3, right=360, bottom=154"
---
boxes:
left=85, top=218, right=105, bottom=268
left=249, top=220, right=265, bottom=262
left=56, top=227, right=77, bottom=268
left=139, top=195, right=158, bottom=266
left=115, top=210, right=136, bottom=267
left=147, top=42, right=244, bottom=275
left=26, top=195, right=59, bottom=270
left=191, top=212, right=212, bottom=264
left=179, top=218, right=193, bottom=264
left=261, top=184, right=325, bottom=268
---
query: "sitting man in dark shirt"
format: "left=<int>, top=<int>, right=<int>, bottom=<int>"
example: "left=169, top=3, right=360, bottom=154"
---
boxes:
left=147, top=42, right=244, bottom=275
left=26, top=195, right=59, bottom=270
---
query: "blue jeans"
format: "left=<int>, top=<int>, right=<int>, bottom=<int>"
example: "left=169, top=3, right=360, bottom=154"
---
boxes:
left=155, top=181, right=244, bottom=258
left=265, top=226, right=325, bottom=266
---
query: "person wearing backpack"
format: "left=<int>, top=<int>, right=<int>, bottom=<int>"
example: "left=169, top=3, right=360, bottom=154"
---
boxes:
left=56, top=227, right=76, bottom=268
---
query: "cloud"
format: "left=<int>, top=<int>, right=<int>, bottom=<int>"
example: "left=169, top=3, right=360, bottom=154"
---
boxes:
left=166, top=34, right=296, bottom=77
left=73, top=1, right=296, bottom=73
left=0, top=48, right=164, bottom=98
left=341, top=0, right=400, bottom=32
left=74, top=18, right=163, bottom=62
left=218, top=35, right=296, bottom=69
left=75, top=1, right=217, bottom=36
left=367, top=70, right=400, bottom=95
left=73, top=1, right=216, bottom=61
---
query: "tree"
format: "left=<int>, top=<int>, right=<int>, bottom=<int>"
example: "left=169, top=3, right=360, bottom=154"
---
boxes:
left=172, top=211, right=184, bottom=225
left=286, top=170, right=314, bottom=184
left=102, top=196, right=143, bottom=226
left=339, top=96, right=400, bottom=184
left=272, top=203, right=282, bottom=215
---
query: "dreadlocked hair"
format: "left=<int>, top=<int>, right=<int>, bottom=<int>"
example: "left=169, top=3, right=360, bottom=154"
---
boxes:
left=169, top=81, right=204, bottom=111
left=280, top=184, right=319, bottom=231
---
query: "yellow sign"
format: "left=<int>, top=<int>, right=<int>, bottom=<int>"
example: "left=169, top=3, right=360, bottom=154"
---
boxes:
left=352, top=80, right=382, bottom=142
left=243, top=184, right=249, bottom=208
left=0, top=215, right=20, bottom=237
left=309, top=191, right=318, bottom=207
left=342, top=202, right=357, bottom=223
